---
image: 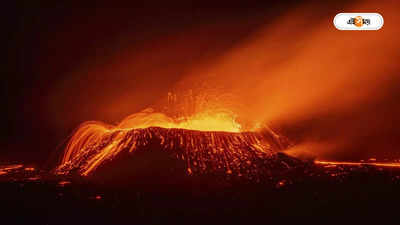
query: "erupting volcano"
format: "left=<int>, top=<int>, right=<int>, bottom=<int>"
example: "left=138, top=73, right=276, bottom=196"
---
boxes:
left=55, top=107, right=301, bottom=181
left=54, top=89, right=400, bottom=181
left=4, top=1, right=400, bottom=224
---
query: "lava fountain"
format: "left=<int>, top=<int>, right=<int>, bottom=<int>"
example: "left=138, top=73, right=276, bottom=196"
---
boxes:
left=55, top=106, right=300, bottom=180
left=55, top=106, right=400, bottom=180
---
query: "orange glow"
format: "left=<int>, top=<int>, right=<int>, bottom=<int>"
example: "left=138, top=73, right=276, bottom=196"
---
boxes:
left=50, top=1, right=400, bottom=178
left=117, top=108, right=242, bottom=132
left=56, top=110, right=287, bottom=176
left=56, top=105, right=274, bottom=176
left=60, top=107, right=244, bottom=168
left=58, top=181, right=71, bottom=187
left=39, top=0, right=400, bottom=164
left=315, top=160, right=400, bottom=168
left=0, top=164, right=23, bottom=175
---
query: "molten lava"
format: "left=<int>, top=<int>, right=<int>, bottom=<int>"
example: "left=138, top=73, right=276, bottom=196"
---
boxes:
left=117, top=108, right=242, bottom=132
left=0, top=164, right=23, bottom=175
left=55, top=109, right=294, bottom=177
left=55, top=107, right=400, bottom=180
left=315, top=160, right=400, bottom=168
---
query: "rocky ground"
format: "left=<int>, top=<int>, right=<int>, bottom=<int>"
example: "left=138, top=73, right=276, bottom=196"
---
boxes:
left=1, top=161, right=400, bottom=225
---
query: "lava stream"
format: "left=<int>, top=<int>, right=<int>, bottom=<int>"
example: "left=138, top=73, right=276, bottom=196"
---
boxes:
left=315, top=160, right=400, bottom=168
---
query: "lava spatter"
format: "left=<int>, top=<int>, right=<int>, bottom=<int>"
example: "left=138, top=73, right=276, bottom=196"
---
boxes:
left=56, top=126, right=296, bottom=180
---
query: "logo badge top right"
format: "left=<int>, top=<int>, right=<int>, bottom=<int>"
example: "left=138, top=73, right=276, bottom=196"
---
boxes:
left=347, top=16, right=371, bottom=27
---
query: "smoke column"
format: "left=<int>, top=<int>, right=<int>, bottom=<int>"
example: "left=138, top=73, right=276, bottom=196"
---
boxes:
left=168, top=0, right=400, bottom=160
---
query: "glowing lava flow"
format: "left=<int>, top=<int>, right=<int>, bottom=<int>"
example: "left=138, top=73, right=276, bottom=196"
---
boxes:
left=55, top=110, right=293, bottom=177
left=56, top=127, right=292, bottom=177
left=0, top=164, right=23, bottom=175
left=55, top=107, right=400, bottom=178
left=117, top=109, right=242, bottom=132
left=315, top=160, right=400, bottom=168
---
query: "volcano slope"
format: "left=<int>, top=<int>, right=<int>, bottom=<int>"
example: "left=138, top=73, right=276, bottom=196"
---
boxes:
left=56, top=127, right=303, bottom=187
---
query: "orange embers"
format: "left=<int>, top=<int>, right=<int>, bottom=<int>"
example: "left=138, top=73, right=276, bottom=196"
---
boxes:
left=56, top=127, right=289, bottom=177
left=58, top=181, right=71, bottom=187
left=0, top=164, right=23, bottom=175
left=56, top=107, right=250, bottom=176
left=315, top=160, right=400, bottom=168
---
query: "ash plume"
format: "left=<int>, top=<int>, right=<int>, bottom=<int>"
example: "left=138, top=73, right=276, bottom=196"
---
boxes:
left=39, top=0, right=400, bottom=163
